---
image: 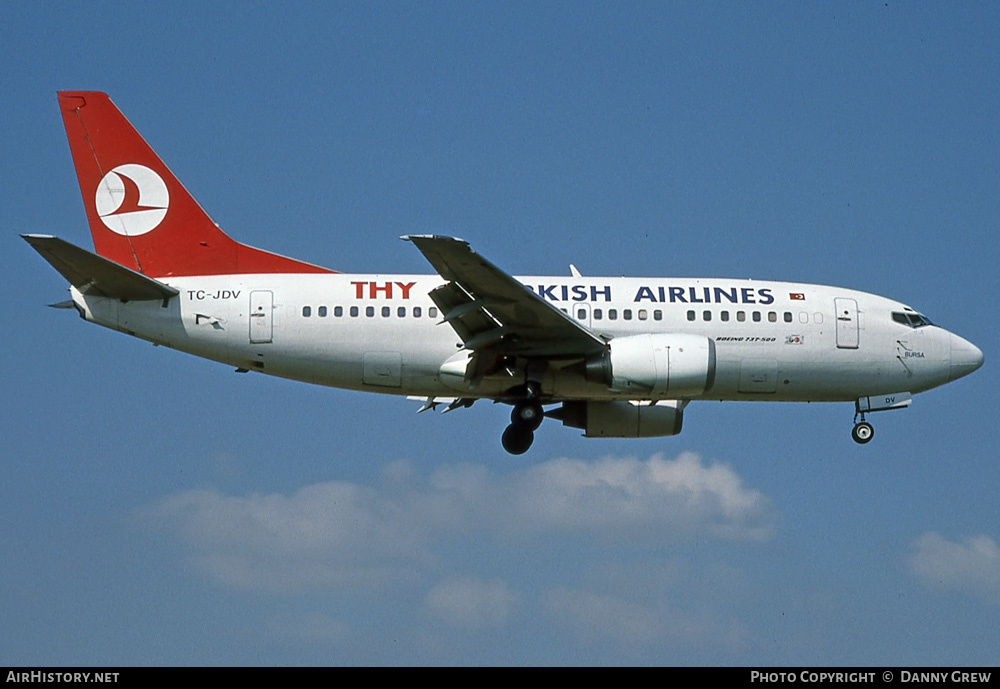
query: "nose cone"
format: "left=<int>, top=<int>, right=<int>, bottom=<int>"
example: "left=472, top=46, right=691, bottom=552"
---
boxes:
left=949, top=332, right=984, bottom=382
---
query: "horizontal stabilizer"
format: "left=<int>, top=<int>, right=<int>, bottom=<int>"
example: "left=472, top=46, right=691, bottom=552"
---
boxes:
left=22, top=234, right=179, bottom=302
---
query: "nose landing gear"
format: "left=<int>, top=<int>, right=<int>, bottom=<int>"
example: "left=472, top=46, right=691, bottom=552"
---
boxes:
left=851, top=419, right=874, bottom=444
left=850, top=392, right=911, bottom=445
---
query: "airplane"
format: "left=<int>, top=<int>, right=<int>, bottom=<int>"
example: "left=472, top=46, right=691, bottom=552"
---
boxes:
left=25, top=91, right=983, bottom=455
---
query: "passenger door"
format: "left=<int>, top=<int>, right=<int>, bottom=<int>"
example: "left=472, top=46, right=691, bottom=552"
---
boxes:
left=249, top=290, right=273, bottom=344
left=835, top=298, right=859, bottom=349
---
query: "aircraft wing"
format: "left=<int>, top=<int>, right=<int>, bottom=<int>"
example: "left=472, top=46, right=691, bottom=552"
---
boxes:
left=403, top=235, right=606, bottom=357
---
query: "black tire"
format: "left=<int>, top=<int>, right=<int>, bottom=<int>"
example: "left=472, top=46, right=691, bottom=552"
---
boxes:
left=511, top=402, right=544, bottom=431
left=851, top=422, right=874, bottom=444
left=501, top=424, right=534, bottom=455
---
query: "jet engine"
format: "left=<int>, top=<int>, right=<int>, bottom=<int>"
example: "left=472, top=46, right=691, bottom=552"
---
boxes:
left=552, top=400, right=685, bottom=437
left=584, top=333, right=717, bottom=398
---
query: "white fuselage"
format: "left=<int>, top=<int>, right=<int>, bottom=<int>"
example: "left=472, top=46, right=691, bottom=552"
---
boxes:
left=70, top=272, right=974, bottom=405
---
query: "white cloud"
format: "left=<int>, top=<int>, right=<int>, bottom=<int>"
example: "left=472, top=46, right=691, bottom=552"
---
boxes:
left=143, top=481, right=437, bottom=592
left=140, top=452, right=776, bottom=593
left=909, top=532, right=1000, bottom=605
left=505, top=452, right=776, bottom=540
left=425, top=577, right=520, bottom=628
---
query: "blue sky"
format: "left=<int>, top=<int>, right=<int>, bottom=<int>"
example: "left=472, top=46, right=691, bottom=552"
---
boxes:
left=2, top=2, right=998, bottom=666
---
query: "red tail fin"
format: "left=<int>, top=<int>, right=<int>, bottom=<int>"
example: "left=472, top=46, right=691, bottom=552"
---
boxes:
left=58, top=91, right=332, bottom=277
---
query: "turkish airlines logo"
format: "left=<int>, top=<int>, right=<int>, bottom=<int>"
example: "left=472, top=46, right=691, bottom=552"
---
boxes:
left=95, top=164, right=169, bottom=236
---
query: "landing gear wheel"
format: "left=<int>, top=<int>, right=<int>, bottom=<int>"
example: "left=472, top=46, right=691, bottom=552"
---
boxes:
left=502, top=424, right=534, bottom=455
left=852, top=422, right=874, bottom=444
left=511, top=402, right=544, bottom=431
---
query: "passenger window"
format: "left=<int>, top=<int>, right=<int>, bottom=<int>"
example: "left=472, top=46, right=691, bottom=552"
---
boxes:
left=784, top=312, right=792, bottom=323
left=302, top=306, right=311, bottom=317
left=577, top=308, right=586, bottom=320
left=429, top=307, right=438, bottom=318
left=609, top=309, right=618, bottom=321
left=398, top=307, right=406, bottom=317
left=413, top=306, right=422, bottom=318
left=318, top=306, right=327, bottom=317
left=653, top=310, right=662, bottom=321
left=334, top=306, right=343, bottom=317
left=624, top=309, right=632, bottom=321
left=594, top=309, right=603, bottom=320
left=768, top=311, right=777, bottom=323
left=703, top=310, right=712, bottom=321
left=687, top=310, right=696, bottom=322
left=813, top=312, right=823, bottom=324
left=737, top=311, right=746, bottom=322
left=721, top=311, right=729, bottom=322
left=753, top=311, right=761, bottom=322
left=381, top=306, right=390, bottom=317
left=366, top=306, right=374, bottom=317
left=638, top=309, right=648, bottom=321
left=798, top=312, right=808, bottom=324
left=350, top=306, right=359, bottom=317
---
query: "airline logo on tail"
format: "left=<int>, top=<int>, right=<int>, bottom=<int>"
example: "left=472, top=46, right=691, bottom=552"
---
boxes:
left=57, top=90, right=334, bottom=275
left=95, top=164, right=169, bottom=236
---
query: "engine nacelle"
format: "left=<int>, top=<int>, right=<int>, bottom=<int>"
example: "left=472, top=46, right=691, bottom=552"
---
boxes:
left=585, top=333, right=717, bottom=398
left=555, top=400, right=684, bottom=438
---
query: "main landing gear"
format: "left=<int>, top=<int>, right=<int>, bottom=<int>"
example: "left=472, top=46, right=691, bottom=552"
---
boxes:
left=501, top=383, right=544, bottom=455
left=502, top=400, right=544, bottom=454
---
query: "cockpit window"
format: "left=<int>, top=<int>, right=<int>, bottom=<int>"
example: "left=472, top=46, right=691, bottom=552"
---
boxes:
left=892, top=311, right=934, bottom=328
